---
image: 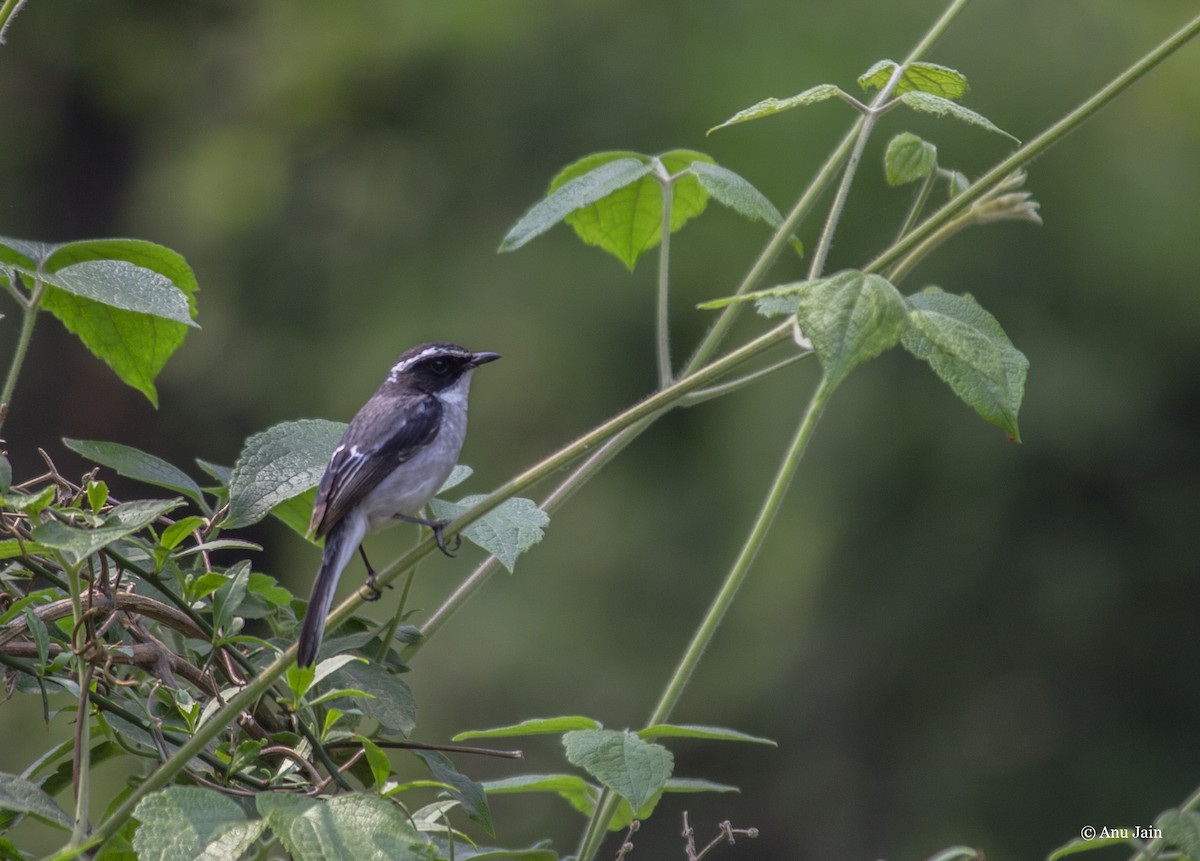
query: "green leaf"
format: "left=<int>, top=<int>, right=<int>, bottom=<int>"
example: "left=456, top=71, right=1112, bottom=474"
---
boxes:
left=638, top=724, right=777, bottom=745
left=922, top=848, right=983, bottom=861
left=0, top=485, right=55, bottom=514
left=212, top=560, right=251, bottom=637
left=885, top=133, right=938, bottom=186
left=327, top=659, right=417, bottom=736
left=563, top=729, right=673, bottom=814
left=455, top=716, right=603, bottom=741
left=63, top=439, right=206, bottom=509
left=898, top=91, right=1018, bottom=141
left=410, top=750, right=493, bottom=835
left=32, top=498, right=184, bottom=565
left=546, top=149, right=715, bottom=270
left=23, top=608, right=49, bottom=668
left=132, top=787, right=266, bottom=861
left=158, top=516, right=206, bottom=552
left=225, top=419, right=345, bottom=529
left=780, top=271, right=908, bottom=391
left=0, top=772, right=71, bottom=829
left=258, top=793, right=435, bottom=861
left=428, top=494, right=549, bottom=572
left=1158, top=810, right=1200, bottom=860
left=359, top=737, right=392, bottom=790
left=1046, top=836, right=1129, bottom=861
left=902, top=289, right=1028, bottom=440
left=500, top=155, right=654, bottom=253
left=858, top=60, right=969, bottom=100
left=28, top=238, right=200, bottom=407
left=483, top=773, right=597, bottom=819
left=708, top=84, right=845, bottom=133
left=0, top=455, right=11, bottom=491
left=688, top=162, right=803, bottom=255
left=43, top=260, right=194, bottom=326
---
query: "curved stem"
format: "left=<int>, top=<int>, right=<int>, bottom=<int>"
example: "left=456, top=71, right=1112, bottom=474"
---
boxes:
left=0, top=277, right=43, bottom=437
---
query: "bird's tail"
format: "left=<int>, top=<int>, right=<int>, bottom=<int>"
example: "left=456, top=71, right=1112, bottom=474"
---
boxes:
left=297, top=514, right=366, bottom=667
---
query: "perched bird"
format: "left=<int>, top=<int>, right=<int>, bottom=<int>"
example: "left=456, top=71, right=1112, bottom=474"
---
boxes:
left=297, top=342, right=500, bottom=667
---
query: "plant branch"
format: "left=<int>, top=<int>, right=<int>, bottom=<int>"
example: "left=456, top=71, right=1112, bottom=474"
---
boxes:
left=0, top=0, right=27, bottom=44
left=866, top=8, right=1200, bottom=279
left=0, top=276, right=43, bottom=436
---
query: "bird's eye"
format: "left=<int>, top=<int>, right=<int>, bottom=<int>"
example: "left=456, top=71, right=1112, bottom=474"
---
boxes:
left=427, top=357, right=451, bottom=375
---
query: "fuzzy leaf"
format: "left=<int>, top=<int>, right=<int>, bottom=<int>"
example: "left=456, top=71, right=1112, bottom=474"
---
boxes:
left=777, top=271, right=908, bottom=390
left=327, top=659, right=417, bottom=736
left=1158, top=810, right=1200, bottom=860
left=885, top=132, right=938, bottom=186
left=552, top=150, right=714, bottom=270
left=902, top=289, right=1028, bottom=440
left=132, top=787, right=266, bottom=861
left=224, top=419, right=345, bottom=529
left=63, top=439, right=206, bottom=508
left=411, top=750, right=493, bottom=835
left=563, top=729, right=673, bottom=814
left=898, top=92, right=1018, bottom=141
left=258, top=792, right=434, bottom=861
left=708, top=84, right=844, bottom=133
left=28, top=238, right=199, bottom=407
left=33, top=499, right=184, bottom=565
left=858, top=60, right=969, bottom=100
left=428, top=494, right=549, bottom=572
left=0, top=772, right=71, bottom=829
left=500, top=155, right=653, bottom=253
left=688, top=162, right=803, bottom=255
left=455, top=716, right=603, bottom=740
left=638, top=724, right=777, bottom=745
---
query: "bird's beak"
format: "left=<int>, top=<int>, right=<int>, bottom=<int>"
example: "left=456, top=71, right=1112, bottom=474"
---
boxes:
left=470, top=351, right=501, bottom=367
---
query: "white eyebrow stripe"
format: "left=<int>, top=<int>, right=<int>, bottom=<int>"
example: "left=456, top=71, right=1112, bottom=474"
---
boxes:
left=388, top=345, right=471, bottom=378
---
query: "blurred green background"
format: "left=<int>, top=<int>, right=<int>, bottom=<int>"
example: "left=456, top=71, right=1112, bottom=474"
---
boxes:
left=2, top=1, right=1200, bottom=858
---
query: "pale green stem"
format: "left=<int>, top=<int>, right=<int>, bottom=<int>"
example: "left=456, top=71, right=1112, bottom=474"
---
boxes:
left=894, top=168, right=939, bottom=244
left=656, top=168, right=675, bottom=387
left=63, top=561, right=91, bottom=847
left=577, top=379, right=836, bottom=861
left=0, top=277, right=43, bottom=437
left=886, top=209, right=974, bottom=284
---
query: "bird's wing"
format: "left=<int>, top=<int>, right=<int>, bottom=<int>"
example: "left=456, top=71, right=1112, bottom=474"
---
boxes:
left=308, top=393, right=443, bottom=539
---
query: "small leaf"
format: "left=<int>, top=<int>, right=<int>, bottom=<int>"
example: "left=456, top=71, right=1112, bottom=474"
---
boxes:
left=158, top=516, right=206, bottom=552
left=359, top=737, right=392, bottom=790
left=898, top=91, right=1018, bottom=141
left=885, top=133, right=938, bottom=186
left=225, top=419, right=345, bottom=529
left=1158, top=810, right=1200, bottom=860
left=784, top=271, right=909, bottom=391
left=548, top=150, right=715, bottom=270
left=64, top=439, right=206, bottom=508
left=32, top=498, right=183, bottom=565
left=708, top=84, right=845, bottom=133
left=428, top=494, right=549, bottom=572
left=563, top=729, right=673, bottom=814
left=859, top=60, right=970, bottom=100
left=500, top=155, right=654, bottom=253
left=0, top=455, right=11, bottom=491
left=410, top=750, right=493, bottom=835
left=86, top=480, right=109, bottom=514
left=326, top=660, right=417, bottom=736
left=0, top=772, right=71, bottom=829
left=483, top=773, right=598, bottom=819
left=455, top=716, right=603, bottom=741
left=212, top=560, right=251, bottom=637
left=132, top=787, right=266, bottom=861
left=23, top=608, right=50, bottom=668
left=1046, top=836, right=1129, bottom=861
left=902, top=289, right=1028, bottom=440
left=688, top=162, right=802, bottom=255
left=258, top=793, right=434, bottom=861
left=638, top=724, right=777, bottom=745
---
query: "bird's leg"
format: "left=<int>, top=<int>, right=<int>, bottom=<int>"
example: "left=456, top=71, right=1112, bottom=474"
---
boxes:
left=358, top=545, right=389, bottom=600
left=392, top=512, right=462, bottom=557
